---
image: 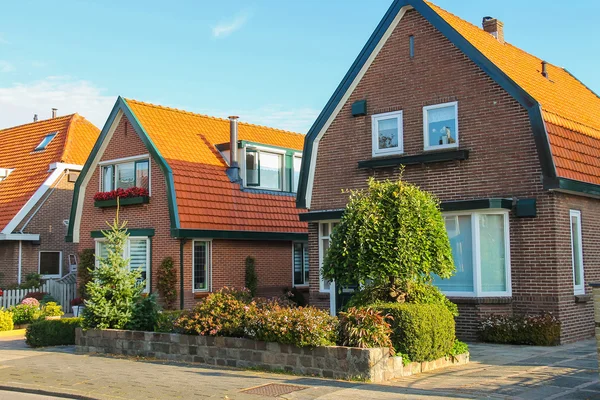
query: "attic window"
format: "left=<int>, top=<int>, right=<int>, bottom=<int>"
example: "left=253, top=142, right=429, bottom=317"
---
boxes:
left=0, top=168, right=12, bottom=183
left=34, top=132, right=57, bottom=151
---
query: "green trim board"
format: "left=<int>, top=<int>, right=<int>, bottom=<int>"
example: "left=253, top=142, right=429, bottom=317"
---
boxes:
left=295, top=0, right=564, bottom=209
left=358, top=150, right=469, bottom=169
left=299, top=209, right=344, bottom=222
left=91, top=228, right=155, bottom=238
left=172, top=228, right=307, bottom=241
left=440, top=198, right=513, bottom=212
left=94, top=196, right=150, bottom=208
left=557, top=178, right=600, bottom=198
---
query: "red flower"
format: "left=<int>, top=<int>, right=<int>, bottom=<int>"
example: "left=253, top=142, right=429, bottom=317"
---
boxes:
left=93, top=187, right=149, bottom=201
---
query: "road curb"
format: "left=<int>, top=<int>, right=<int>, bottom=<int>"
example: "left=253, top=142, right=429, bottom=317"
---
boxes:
left=0, top=385, right=98, bottom=400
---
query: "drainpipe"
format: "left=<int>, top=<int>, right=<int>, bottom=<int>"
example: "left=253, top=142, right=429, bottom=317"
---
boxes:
left=179, top=239, right=186, bottom=310
left=17, top=240, right=22, bottom=284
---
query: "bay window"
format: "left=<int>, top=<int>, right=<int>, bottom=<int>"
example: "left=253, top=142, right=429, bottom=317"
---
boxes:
left=434, top=211, right=510, bottom=297
left=95, top=237, right=150, bottom=292
left=100, top=157, right=150, bottom=192
left=293, top=242, right=309, bottom=286
left=193, top=240, right=212, bottom=292
left=570, top=210, right=584, bottom=294
left=319, top=221, right=339, bottom=293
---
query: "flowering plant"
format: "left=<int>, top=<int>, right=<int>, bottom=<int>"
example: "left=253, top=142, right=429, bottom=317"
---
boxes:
left=21, top=297, right=40, bottom=307
left=93, top=187, right=149, bottom=201
left=70, top=297, right=85, bottom=306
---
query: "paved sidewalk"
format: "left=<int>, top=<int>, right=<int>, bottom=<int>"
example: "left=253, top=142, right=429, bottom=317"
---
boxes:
left=0, top=332, right=598, bottom=399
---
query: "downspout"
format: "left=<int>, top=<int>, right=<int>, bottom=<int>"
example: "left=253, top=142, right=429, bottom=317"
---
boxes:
left=17, top=240, right=22, bottom=284
left=179, top=239, right=186, bottom=310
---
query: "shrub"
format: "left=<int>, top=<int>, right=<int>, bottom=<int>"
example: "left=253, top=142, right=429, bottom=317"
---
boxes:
left=71, top=297, right=84, bottom=306
left=25, top=318, right=82, bottom=347
left=82, top=217, right=144, bottom=330
left=283, top=287, right=307, bottom=307
left=175, top=288, right=251, bottom=336
left=23, top=292, right=48, bottom=301
left=338, top=307, right=394, bottom=352
left=246, top=304, right=338, bottom=348
left=40, top=294, right=57, bottom=305
left=42, top=302, right=64, bottom=318
left=372, top=303, right=455, bottom=362
left=11, top=304, right=42, bottom=325
left=156, top=257, right=177, bottom=310
left=78, top=249, right=95, bottom=298
left=0, top=309, right=13, bottom=331
left=480, top=314, right=561, bottom=346
left=322, top=174, right=454, bottom=302
left=126, top=294, right=160, bottom=332
left=21, top=297, right=40, bottom=307
left=155, top=310, right=185, bottom=333
left=245, top=256, right=258, bottom=297
left=20, top=273, right=42, bottom=290
left=450, top=340, right=469, bottom=357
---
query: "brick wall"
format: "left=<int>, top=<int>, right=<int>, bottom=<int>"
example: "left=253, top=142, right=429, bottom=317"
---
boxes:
left=306, top=9, right=597, bottom=342
left=77, top=116, right=297, bottom=308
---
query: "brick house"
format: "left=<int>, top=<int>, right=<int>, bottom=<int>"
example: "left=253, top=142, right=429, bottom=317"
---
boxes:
left=0, top=113, right=99, bottom=286
left=296, top=0, right=600, bottom=342
left=67, top=98, right=308, bottom=308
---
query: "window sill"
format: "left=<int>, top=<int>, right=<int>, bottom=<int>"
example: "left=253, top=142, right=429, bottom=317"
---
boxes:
left=358, top=149, right=469, bottom=169
left=575, top=294, right=592, bottom=303
left=447, top=296, right=512, bottom=305
left=193, top=291, right=211, bottom=299
left=94, top=196, right=150, bottom=208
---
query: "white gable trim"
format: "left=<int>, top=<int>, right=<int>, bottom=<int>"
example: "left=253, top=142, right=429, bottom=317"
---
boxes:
left=305, top=6, right=411, bottom=209
left=71, top=110, right=124, bottom=243
left=1, top=163, right=83, bottom=235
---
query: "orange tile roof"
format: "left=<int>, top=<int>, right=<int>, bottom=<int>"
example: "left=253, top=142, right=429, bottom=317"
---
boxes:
left=0, top=115, right=100, bottom=231
left=124, top=99, right=307, bottom=232
left=427, top=1, right=600, bottom=185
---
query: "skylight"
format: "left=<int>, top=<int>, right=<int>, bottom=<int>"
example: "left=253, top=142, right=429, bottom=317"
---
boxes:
left=34, top=132, right=57, bottom=151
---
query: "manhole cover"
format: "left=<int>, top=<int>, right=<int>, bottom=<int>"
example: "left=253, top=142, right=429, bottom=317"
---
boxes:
left=241, top=383, right=309, bottom=397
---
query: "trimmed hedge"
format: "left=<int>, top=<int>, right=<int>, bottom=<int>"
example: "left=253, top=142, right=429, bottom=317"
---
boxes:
left=25, top=318, right=82, bottom=347
left=480, top=314, right=561, bottom=346
left=372, top=303, right=455, bottom=362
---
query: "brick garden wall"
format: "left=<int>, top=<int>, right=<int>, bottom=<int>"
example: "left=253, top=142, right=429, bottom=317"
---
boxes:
left=306, top=9, right=596, bottom=342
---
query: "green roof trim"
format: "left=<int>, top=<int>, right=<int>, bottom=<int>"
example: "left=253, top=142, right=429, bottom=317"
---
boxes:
left=299, top=209, right=344, bottom=222
left=557, top=178, right=600, bottom=198
left=440, top=198, right=513, bottom=212
left=172, top=228, right=307, bottom=241
left=91, top=228, right=155, bottom=238
left=358, top=150, right=469, bottom=169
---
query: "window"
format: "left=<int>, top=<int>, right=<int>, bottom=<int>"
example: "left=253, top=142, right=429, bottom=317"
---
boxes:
left=193, top=240, right=211, bottom=292
left=95, top=237, right=151, bottom=292
left=100, top=158, right=150, bottom=192
left=0, top=168, right=12, bottom=183
left=434, top=211, right=510, bottom=297
left=34, top=132, right=57, bottom=151
left=39, top=251, right=62, bottom=278
left=319, top=221, right=339, bottom=292
left=570, top=210, right=584, bottom=295
left=293, top=242, right=309, bottom=286
left=245, top=149, right=283, bottom=190
left=292, top=156, right=302, bottom=193
left=423, top=102, right=458, bottom=150
left=372, top=111, right=403, bottom=157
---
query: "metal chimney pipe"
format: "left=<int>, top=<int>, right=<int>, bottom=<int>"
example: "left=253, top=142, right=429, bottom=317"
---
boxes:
left=51, top=108, right=57, bottom=118
left=228, top=116, right=239, bottom=168
left=33, top=114, right=38, bottom=122
left=541, top=61, right=548, bottom=78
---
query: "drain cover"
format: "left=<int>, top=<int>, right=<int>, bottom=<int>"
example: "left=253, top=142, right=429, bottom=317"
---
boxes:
left=242, top=383, right=309, bottom=397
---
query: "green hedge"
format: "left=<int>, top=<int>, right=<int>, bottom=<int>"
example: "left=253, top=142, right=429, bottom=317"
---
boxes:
left=25, top=318, right=82, bottom=348
left=0, top=309, right=13, bottom=331
left=372, top=303, right=455, bottom=362
left=480, top=314, right=561, bottom=346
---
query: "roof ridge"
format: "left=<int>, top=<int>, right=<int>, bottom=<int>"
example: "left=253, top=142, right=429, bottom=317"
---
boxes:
left=0, top=113, right=76, bottom=133
left=124, top=98, right=305, bottom=137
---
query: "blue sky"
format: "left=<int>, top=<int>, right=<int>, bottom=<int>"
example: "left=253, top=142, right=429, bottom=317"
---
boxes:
left=0, top=0, right=598, bottom=132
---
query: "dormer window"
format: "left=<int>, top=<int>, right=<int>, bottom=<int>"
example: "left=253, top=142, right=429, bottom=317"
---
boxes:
left=245, top=149, right=283, bottom=190
left=34, top=132, right=57, bottom=151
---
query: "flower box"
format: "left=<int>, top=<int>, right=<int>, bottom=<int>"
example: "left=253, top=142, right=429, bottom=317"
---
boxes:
left=94, top=196, right=150, bottom=208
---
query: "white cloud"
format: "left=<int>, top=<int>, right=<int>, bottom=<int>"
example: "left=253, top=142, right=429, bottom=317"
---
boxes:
left=0, top=76, right=116, bottom=129
left=212, top=12, right=251, bottom=38
left=0, top=61, right=15, bottom=73
left=200, top=104, right=319, bottom=134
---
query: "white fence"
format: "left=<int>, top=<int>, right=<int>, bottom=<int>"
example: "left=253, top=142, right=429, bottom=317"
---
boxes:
left=0, top=280, right=77, bottom=313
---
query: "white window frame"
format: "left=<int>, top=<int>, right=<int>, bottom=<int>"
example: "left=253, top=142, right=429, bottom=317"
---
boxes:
left=292, top=153, right=303, bottom=194
left=292, top=241, right=309, bottom=287
left=94, top=237, right=151, bottom=293
left=570, top=210, right=585, bottom=295
left=243, top=146, right=286, bottom=191
left=192, top=239, right=212, bottom=293
left=437, top=210, right=511, bottom=298
left=38, top=251, right=62, bottom=279
left=318, top=220, right=339, bottom=293
left=423, top=101, right=459, bottom=151
left=98, top=154, right=152, bottom=196
left=371, top=110, right=404, bottom=157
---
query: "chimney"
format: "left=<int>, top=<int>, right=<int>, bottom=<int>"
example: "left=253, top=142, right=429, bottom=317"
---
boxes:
left=33, top=114, right=38, bottom=122
left=541, top=61, right=549, bottom=78
left=482, top=16, right=504, bottom=44
left=51, top=108, right=57, bottom=118
left=226, top=116, right=241, bottom=183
